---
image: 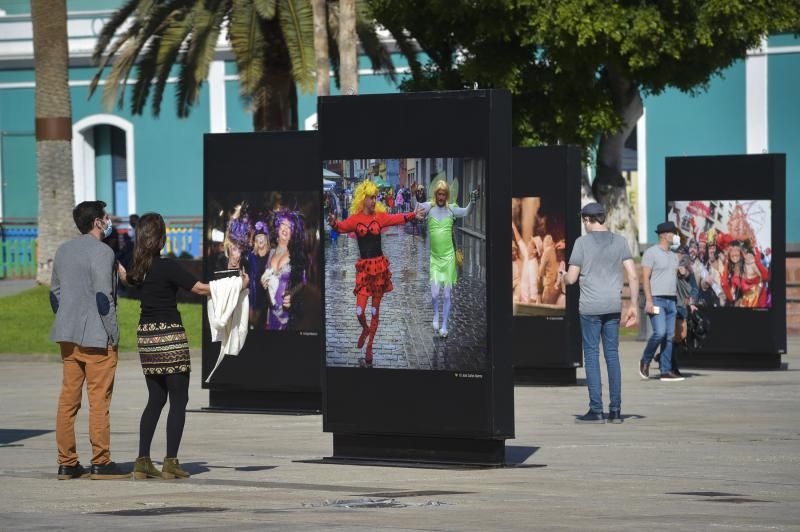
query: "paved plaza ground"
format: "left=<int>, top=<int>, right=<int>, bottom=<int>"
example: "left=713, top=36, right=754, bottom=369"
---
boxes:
left=0, top=339, right=798, bottom=530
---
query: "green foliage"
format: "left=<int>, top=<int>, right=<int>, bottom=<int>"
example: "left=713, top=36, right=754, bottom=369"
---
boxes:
left=91, top=0, right=317, bottom=118
left=370, top=0, right=800, bottom=150
left=0, top=286, right=202, bottom=354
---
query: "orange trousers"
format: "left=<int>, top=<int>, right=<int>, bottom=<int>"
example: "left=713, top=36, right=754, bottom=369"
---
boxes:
left=56, top=342, right=118, bottom=466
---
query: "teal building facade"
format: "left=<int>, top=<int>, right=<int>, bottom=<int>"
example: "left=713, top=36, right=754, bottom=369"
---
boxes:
left=0, top=1, right=798, bottom=248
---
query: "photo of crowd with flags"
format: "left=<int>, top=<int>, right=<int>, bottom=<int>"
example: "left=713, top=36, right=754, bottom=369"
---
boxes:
left=667, top=200, right=772, bottom=309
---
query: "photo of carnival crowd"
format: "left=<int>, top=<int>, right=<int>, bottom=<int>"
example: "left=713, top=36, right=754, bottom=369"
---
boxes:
left=512, top=197, right=567, bottom=316
left=668, top=200, right=772, bottom=309
left=205, top=191, right=322, bottom=332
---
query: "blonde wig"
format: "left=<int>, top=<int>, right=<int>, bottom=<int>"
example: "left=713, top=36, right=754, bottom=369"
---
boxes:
left=432, top=179, right=450, bottom=201
left=351, top=180, right=387, bottom=215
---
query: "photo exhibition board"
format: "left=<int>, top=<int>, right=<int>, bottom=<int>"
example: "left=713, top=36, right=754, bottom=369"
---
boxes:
left=665, top=154, right=786, bottom=356
left=319, top=91, right=514, bottom=442
left=511, top=147, right=582, bottom=372
left=202, top=132, right=323, bottom=401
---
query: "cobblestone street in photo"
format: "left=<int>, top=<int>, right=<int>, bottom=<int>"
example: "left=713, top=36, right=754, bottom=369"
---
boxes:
left=325, top=222, right=487, bottom=371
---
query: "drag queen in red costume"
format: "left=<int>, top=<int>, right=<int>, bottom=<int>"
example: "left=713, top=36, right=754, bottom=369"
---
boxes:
left=328, top=180, right=422, bottom=366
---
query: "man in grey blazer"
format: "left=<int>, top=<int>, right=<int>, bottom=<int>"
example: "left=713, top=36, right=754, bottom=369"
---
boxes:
left=50, top=201, right=129, bottom=480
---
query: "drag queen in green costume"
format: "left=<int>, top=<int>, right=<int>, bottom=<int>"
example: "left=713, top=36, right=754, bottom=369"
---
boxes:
left=416, top=179, right=478, bottom=337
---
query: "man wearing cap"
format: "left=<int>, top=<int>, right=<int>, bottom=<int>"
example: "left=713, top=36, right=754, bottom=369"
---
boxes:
left=639, top=221, right=685, bottom=381
left=564, top=202, right=639, bottom=423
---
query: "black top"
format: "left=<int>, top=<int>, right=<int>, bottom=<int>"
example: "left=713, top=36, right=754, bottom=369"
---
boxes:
left=357, top=232, right=383, bottom=259
left=138, top=258, right=198, bottom=324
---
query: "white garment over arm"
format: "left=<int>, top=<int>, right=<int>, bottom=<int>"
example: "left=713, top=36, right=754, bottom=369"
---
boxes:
left=206, top=276, right=249, bottom=383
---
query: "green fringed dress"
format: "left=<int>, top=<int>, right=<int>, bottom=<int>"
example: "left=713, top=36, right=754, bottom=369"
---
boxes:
left=428, top=214, right=457, bottom=287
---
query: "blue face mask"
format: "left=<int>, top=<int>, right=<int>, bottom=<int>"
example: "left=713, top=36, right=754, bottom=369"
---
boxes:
left=101, top=218, right=113, bottom=238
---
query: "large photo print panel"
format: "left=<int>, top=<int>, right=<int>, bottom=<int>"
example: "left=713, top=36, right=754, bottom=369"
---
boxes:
left=324, top=157, right=487, bottom=371
left=667, top=200, right=772, bottom=309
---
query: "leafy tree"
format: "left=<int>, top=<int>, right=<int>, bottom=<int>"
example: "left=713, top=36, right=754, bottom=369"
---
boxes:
left=31, top=0, right=76, bottom=284
left=370, top=0, right=800, bottom=248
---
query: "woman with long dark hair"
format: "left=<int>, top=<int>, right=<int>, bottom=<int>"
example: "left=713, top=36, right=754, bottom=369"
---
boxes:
left=260, top=209, right=308, bottom=330
left=122, top=213, right=246, bottom=479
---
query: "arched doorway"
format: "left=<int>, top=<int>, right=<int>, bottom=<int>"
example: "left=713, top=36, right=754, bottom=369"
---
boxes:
left=72, top=114, right=136, bottom=216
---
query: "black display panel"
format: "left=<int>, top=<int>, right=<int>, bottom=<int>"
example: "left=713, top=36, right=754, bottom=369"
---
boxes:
left=202, top=132, right=323, bottom=394
left=512, top=147, right=582, bottom=370
left=665, top=154, right=786, bottom=355
left=319, top=90, right=513, bottom=442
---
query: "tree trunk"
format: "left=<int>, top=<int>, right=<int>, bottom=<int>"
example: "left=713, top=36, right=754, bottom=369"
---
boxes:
left=591, top=67, right=643, bottom=255
left=311, top=0, right=330, bottom=97
left=252, top=15, right=297, bottom=131
left=31, top=0, right=76, bottom=285
left=338, top=0, right=358, bottom=95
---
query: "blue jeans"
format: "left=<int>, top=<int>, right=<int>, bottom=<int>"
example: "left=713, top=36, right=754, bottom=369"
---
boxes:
left=641, top=296, right=677, bottom=374
left=579, top=313, right=621, bottom=413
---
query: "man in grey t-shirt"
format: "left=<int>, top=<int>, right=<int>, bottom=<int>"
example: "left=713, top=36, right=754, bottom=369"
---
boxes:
left=639, top=221, right=684, bottom=382
left=565, top=203, right=638, bottom=424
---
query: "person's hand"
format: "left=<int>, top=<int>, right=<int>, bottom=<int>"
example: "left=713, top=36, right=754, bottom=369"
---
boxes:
left=282, top=294, right=291, bottom=309
left=241, top=272, right=250, bottom=289
left=623, top=306, right=638, bottom=327
left=327, top=212, right=337, bottom=228
left=689, top=304, right=698, bottom=313
left=644, top=301, right=654, bottom=315
left=414, top=206, right=426, bottom=220
left=470, top=189, right=480, bottom=202
left=117, top=262, right=127, bottom=283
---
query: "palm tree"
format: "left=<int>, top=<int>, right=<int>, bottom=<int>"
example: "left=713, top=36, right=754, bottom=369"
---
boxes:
left=91, top=0, right=401, bottom=130
left=91, top=0, right=315, bottom=131
left=311, top=0, right=330, bottom=96
left=31, top=0, right=76, bottom=285
left=338, top=0, right=357, bottom=94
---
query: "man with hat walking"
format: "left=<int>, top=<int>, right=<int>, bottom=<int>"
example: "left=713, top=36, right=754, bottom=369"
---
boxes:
left=639, top=221, right=685, bottom=381
left=565, top=202, right=639, bottom=423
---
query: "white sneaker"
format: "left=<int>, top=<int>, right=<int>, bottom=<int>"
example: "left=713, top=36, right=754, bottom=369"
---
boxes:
left=439, top=328, right=448, bottom=338
left=432, top=317, right=439, bottom=331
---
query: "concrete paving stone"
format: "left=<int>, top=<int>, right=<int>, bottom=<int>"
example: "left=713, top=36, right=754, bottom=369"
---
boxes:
left=1, top=339, right=799, bottom=530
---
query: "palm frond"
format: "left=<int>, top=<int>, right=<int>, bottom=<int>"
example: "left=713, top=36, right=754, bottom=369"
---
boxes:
left=229, top=0, right=266, bottom=99
left=92, top=0, right=140, bottom=63
left=278, top=0, right=315, bottom=93
left=152, top=9, right=194, bottom=116
left=356, top=17, right=395, bottom=82
left=253, top=0, right=277, bottom=20
left=175, top=0, right=227, bottom=117
left=129, top=35, right=162, bottom=114
left=88, top=21, right=141, bottom=99
left=381, top=24, right=421, bottom=80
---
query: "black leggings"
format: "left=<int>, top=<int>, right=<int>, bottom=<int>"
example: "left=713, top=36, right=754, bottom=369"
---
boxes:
left=138, top=373, right=190, bottom=459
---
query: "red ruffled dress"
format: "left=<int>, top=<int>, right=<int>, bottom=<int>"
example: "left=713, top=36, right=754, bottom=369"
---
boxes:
left=333, top=211, right=415, bottom=297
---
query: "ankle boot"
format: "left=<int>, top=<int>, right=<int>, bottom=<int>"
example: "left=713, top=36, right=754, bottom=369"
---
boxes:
left=133, top=456, right=163, bottom=480
left=162, top=457, right=190, bottom=479
left=365, top=316, right=380, bottom=363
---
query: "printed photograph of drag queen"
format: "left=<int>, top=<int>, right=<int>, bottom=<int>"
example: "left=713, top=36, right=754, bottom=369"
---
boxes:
left=324, top=157, right=488, bottom=371
left=512, top=196, right=567, bottom=316
left=668, top=200, right=772, bottom=309
left=206, top=191, right=322, bottom=332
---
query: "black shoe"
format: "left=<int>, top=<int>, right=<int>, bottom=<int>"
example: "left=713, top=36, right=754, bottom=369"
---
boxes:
left=575, top=410, right=605, bottom=424
left=660, top=371, right=685, bottom=382
left=638, top=361, right=650, bottom=379
left=57, top=462, right=89, bottom=480
left=607, top=411, right=623, bottom=424
left=90, top=462, right=131, bottom=480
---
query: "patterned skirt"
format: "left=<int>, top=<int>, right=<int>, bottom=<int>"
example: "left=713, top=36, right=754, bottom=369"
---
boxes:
left=137, top=323, right=191, bottom=375
left=354, top=255, right=393, bottom=297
